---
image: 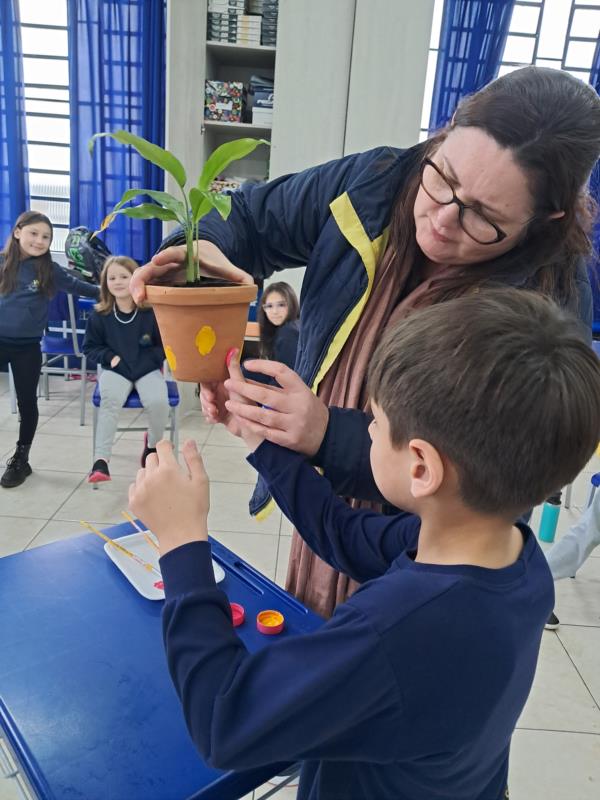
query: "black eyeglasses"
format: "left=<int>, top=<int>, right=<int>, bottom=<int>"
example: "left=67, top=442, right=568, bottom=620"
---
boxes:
left=420, top=158, right=508, bottom=245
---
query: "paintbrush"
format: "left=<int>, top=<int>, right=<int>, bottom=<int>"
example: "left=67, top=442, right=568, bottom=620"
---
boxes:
left=81, top=520, right=161, bottom=577
left=121, top=511, right=159, bottom=552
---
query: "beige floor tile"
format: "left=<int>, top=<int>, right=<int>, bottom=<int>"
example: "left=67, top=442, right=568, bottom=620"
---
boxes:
left=0, top=429, right=19, bottom=459
left=517, top=632, right=600, bottom=734
left=0, top=469, right=83, bottom=519
left=201, top=444, right=257, bottom=484
left=552, top=557, right=600, bottom=627
left=26, top=519, right=106, bottom=550
left=211, top=531, right=278, bottom=580
left=556, top=625, right=600, bottom=707
left=208, top=481, right=281, bottom=534
left=0, top=516, right=46, bottom=557
left=53, top=474, right=133, bottom=525
left=28, top=432, right=94, bottom=472
left=275, top=535, right=292, bottom=588
left=509, top=729, right=600, bottom=800
left=254, top=777, right=299, bottom=799
left=280, top=515, right=294, bottom=536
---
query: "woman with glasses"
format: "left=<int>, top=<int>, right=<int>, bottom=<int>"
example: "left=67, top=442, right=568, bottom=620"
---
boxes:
left=132, top=66, right=600, bottom=617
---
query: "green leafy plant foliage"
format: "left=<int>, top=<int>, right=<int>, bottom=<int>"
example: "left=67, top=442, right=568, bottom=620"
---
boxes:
left=88, top=131, right=269, bottom=284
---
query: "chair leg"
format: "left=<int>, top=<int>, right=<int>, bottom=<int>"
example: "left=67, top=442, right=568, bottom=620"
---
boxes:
left=564, top=483, right=573, bottom=510
left=79, top=360, right=87, bottom=426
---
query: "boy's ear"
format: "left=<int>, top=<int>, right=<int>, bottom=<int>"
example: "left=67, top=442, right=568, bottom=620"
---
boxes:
left=408, top=438, right=444, bottom=499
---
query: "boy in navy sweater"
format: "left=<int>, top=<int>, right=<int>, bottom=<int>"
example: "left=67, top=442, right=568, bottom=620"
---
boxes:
left=129, top=289, right=600, bottom=800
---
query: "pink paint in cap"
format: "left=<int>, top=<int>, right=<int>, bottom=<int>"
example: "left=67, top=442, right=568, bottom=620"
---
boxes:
left=230, top=602, right=245, bottom=627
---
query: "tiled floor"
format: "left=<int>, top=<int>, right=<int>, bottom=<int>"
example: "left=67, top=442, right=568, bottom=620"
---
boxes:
left=0, top=373, right=599, bottom=800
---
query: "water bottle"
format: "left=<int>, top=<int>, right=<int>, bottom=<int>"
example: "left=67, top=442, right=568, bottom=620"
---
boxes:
left=538, top=495, right=561, bottom=543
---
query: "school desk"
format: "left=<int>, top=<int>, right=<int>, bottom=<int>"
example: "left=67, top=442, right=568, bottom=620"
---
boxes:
left=0, top=523, right=323, bottom=799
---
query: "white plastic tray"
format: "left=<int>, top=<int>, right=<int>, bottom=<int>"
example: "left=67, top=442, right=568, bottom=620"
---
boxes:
left=104, top=531, right=225, bottom=600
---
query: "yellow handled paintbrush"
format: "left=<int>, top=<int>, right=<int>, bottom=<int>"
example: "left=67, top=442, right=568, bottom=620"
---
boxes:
left=81, top=520, right=161, bottom=577
left=121, top=511, right=159, bottom=552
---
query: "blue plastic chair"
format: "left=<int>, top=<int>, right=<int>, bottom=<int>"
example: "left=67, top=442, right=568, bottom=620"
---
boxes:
left=40, top=293, right=89, bottom=425
left=91, top=378, right=180, bottom=456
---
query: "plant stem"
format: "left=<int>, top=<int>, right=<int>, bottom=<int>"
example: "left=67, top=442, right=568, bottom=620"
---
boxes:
left=180, top=186, right=196, bottom=284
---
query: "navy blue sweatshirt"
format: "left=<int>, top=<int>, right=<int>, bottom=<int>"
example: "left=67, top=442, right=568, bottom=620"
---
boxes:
left=0, top=257, right=99, bottom=342
left=83, top=306, right=164, bottom=382
left=243, top=319, right=300, bottom=385
left=160, top=442, right=553, bottom=800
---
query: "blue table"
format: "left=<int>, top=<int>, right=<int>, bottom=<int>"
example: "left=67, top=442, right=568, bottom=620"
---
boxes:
left=0, top=523, right=323, bottom=799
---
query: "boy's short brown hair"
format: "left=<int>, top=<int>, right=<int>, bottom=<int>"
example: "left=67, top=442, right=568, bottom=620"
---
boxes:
left=368, top=289, right=600, bottom=518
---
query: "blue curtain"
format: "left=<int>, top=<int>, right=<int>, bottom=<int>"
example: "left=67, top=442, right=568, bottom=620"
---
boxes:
left=429, top=0, right=515, bottom=132
left=0, top=0, right=29, bottom=244
left=68, top=0, right=166, bottom=264
left=589, top=40, right=600, bottom=332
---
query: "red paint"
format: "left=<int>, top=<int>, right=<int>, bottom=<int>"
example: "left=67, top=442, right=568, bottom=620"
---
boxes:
left=154, top=580, right=164, bottom=589
left=225, top=347, right=238, bottom=368
left=230, top=602, right=245, bottom=627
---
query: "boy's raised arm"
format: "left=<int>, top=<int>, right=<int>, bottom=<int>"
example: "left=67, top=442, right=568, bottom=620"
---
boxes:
left=248, top=441, right=420, bottom=583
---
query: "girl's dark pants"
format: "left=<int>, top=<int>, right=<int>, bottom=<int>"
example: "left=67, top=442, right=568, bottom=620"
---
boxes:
left=0, top=342, right=42, bottom=445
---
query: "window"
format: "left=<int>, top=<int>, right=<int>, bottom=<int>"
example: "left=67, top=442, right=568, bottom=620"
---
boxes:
left=19, top=0, right=70, bottom=254
left=420, top=0, right=600, bottom=140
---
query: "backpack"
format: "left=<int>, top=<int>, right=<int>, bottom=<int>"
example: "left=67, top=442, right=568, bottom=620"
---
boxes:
left=64, top=227, right=111, bottom=284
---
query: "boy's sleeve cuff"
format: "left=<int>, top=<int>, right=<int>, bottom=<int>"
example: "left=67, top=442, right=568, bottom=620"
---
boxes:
left=159, top=540, right=217, bottom=599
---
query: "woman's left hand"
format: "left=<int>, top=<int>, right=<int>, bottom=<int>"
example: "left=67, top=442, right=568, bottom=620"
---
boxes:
left=128, top=440, right=209, bottom=557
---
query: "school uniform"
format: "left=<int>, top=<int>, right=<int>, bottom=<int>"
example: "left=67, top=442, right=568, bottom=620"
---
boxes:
left=83, top=306, right=167, bottom=461
left=160, top=441, right=553, bottom=800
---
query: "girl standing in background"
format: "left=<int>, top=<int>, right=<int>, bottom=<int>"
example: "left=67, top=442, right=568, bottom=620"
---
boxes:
left=0, top=211, right=99, bottom=488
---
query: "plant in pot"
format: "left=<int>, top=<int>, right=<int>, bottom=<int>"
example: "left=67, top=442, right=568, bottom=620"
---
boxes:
left=88, top=130, right=268, bottom=382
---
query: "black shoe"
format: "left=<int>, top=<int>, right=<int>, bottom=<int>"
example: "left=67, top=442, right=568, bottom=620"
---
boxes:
left=1, top=443, right=33, bottom=488
left=88, top=459, right=111, bottom=484
left=544, top=611, right=560, bottom=630
left=140, top=432, right=157, bottom=468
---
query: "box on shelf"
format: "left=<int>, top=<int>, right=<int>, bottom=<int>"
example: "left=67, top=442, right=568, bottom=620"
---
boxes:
left=252, top=107, right=273, bottom=127
left=204, top=80, right=246, bottom=123
left=208, top=1, right=246, bottom=12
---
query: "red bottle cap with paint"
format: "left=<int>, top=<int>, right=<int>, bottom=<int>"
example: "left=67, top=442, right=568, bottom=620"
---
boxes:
left=230, top=602, right=245, bottom=627
left=256, top=609, right=285, bottom=635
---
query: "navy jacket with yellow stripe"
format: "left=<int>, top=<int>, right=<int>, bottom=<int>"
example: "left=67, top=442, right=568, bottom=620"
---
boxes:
left=160, top=145, right=592, bottom=516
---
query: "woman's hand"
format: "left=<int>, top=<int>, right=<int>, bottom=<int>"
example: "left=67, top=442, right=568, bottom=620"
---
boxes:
left=110, top=355, right=121, bottom=368
left=128, top=440, right=209, bottom=557
left=224, top=359, right=329, bottom=456
left=130, top=241, right=253, bottom=304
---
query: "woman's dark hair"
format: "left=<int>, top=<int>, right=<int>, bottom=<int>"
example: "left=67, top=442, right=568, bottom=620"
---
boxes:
left=0, top=210, right=55, bottom=297
left=257, top=281, right=300, bottom=358
left=381, top=66, right=600, bottom=310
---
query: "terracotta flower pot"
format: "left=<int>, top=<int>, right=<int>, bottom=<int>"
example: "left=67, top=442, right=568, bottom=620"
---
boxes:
left=146, top=283, right=258, bottom=382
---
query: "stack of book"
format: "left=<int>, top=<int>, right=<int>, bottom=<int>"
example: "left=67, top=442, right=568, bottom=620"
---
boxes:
left=248, top=0, right=278, bottom=46
left=207, top=0, right=262, bottom=45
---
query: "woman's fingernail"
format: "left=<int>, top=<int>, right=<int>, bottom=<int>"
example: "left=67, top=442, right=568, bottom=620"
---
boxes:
left=226, top=348, right=238, bottom=367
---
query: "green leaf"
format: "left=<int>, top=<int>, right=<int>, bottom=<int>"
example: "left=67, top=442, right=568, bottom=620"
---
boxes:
left=94, top=203, right=179, bottom=236
left=110, top=188, right=186, bottom=223
left=117, top=204, right=180, bottom=222
left=210, top=192, right=232, bottom=221
left=89, top=131, right=187, bottom=189
left=197, top=138, right=269, bottom=191
left=189, top=188, right=211, bottom=223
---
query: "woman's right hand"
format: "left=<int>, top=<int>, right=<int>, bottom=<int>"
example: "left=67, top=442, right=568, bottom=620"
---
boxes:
left=130, top=241, right=253, bottom=304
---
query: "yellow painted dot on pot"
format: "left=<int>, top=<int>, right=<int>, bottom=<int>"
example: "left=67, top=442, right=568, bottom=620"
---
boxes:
left=165, top=345, right=177, bottom=372
left=195, top=325, right=217, bottom=356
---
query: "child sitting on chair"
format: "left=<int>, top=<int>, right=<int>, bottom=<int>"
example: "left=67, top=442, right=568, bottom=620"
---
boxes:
left=129, top=289, right=600, bottom=800
left=83, top=255, right=168, bottom=483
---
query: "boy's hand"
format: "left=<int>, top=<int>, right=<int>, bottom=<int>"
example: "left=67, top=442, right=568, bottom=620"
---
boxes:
left=226, top=350, right=265, bottom=451
left=128, top=439, right=209, bottom=557
left=110, top=355, right=121, bottom=368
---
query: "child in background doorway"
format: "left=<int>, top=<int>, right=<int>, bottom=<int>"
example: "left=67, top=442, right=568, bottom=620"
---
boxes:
left=0, top=211, right=99, bottom=488
left=83, top=256, right=168, bottom=483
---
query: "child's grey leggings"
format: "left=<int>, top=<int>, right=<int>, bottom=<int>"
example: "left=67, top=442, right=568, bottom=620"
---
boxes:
left=94, top=369, right=169, bottom=461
